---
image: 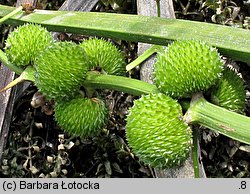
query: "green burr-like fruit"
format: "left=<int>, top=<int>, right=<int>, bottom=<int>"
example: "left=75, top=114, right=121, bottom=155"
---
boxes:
left=210, top=67, right=246, bottom=114
left=80, top=38, right=126, bottom=75
left=5, top=23, right=53, bottom=67
left=153, top=40, right=224, bottom=98
left=34, top=41, right=89, bottom=100
left=54, top=97, right=108, bottom=137
left=126, top=93, right=192, bottom=169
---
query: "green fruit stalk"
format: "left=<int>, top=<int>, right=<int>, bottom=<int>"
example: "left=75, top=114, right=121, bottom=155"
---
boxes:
left=54, top=97, right=108, bottom=137
left=210, top=67, right=246, bottom=114
left=126, top=93, right=192, bottom=169
left=184, top=93, right=250, bottom=145
left=5, top=23, right=53, bottom=67
left=80, top=38, right=126, bottom=76
left=34, top=41, right=89, bottom=100
left=153, top=40, right=224, bottom=98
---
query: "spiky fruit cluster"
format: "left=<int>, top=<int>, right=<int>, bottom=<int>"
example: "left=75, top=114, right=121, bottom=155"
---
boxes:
left=126, top=93, right=192, bottom=169
left=153, top=40, right=224, bottom=98
left=80, top=38, right=126, bottom=75
left=5, top=23, right=53, bottom=67
left=34, top=41, right=89, bottom=100
left=210, top=67, right=246, bottom=114
left=54, top=97, right=108, bottom=137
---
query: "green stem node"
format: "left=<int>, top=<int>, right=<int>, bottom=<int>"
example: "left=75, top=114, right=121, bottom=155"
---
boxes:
left=184, top=93, right=250, bottom=145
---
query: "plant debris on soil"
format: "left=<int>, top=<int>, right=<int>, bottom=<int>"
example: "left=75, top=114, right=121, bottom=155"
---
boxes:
left=1, top=86, right=154, bottom=178
left=1, top=0, right=250, bottom=178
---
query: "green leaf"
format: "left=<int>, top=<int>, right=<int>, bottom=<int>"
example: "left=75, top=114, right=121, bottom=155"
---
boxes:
left=0, top=4, right=249, bottom=63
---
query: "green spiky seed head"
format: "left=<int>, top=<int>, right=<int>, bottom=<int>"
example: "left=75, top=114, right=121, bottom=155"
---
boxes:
left=5, top=23, right=53, bottom=67
left=54, top=97, right=108, bottom=137
left=153, top=40, right=224, bottom=98
left=210, top=67, right=246, bottom=114
left=126, top=93, right=192, bottom=169
left=34, top=41, right=89, bottom=100
left=80, top=38, right=126, bottom=75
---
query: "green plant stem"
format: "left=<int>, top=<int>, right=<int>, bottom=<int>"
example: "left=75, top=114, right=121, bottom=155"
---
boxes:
left=3, top=66, right=250, bottom=145
left=0, top=5, right=249, bottom=63
left=192, top=128, right=200, bottom=178
left=126, top=45, right=164, bottom=71
left=0, top=6, right=22, bottom=24
left=0, top=49, right=8, bottom=65
left=155, top=0, right=161, bottom=17
left=0, top=49, right=23, bottom=74
left=1, top=64, right=250, bottom=145
left=184, top=93, right=250, bottom=145
left=1, top=62, right=250, bottom=145
left=83, top=71, right=159, bottom=96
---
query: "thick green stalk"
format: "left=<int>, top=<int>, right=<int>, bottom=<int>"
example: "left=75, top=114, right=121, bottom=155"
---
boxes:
left=126, top=45, right=164, bottom=71
left=0, top=66, right=159, bottom=95
left=1, top=63, right=250, bottom=145
left=83, top=71, right=159, bottom=96
left=184, top=93, right=250, bottom=145
left=0, top=5, right=249, bottom=63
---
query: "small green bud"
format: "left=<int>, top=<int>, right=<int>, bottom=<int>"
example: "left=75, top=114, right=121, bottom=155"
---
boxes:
left=153, top=40, right=224, bottom=98
left=211, top=67, right=246, bottom=114
left=5, top=23, right=53, bottom=67
left=34, top=41, right=89, bottom=100
left=80, top=38, right=126, bottom=75
left=126, top=93, right=192, bottom=169
left=54, top=97, right=108, bottom=137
